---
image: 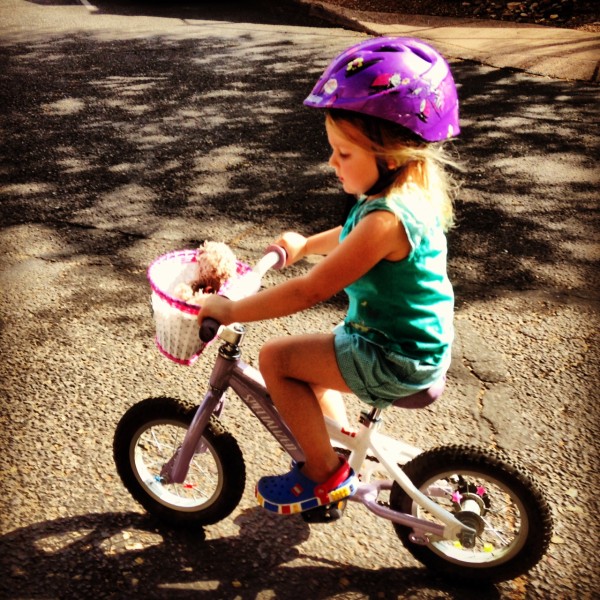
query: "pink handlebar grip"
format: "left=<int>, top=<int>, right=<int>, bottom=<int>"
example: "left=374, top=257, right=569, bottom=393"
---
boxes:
left=263, top=244, right=287, bottom=270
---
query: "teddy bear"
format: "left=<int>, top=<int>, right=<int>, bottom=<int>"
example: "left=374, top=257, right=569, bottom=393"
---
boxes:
left=172, top=241, right=237, bottom=306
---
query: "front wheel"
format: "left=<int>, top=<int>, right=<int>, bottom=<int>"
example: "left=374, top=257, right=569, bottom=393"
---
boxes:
left=114, top=396, right=245, bottom=528
left=390, top=445, right=553, bottom=583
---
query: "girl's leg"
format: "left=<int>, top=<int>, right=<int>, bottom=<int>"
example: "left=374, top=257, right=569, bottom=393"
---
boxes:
left=313, top=386, right=350, bottom=430
left=259, top=333, right=350, bottom=483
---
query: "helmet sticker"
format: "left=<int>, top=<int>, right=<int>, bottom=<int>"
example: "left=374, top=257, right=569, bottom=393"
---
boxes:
left=305, top=93, right=323, bottom=105
left=346, top=57, right=364, bottom=72
left=418, top=99, right=431, bottom=122
left=324, top=78, right=338, bottom=95
left=371, top=73, right=402, bottom=90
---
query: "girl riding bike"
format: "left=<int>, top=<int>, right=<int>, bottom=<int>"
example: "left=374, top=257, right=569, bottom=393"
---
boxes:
left=198, top=37, right=461, bottom=515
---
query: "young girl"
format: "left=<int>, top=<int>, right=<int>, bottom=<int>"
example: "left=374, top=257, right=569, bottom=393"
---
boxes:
left=199, top=37, right=460, bottom=515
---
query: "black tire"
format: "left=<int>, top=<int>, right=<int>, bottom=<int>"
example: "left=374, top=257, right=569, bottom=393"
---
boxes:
left=114, top=396, right=245, bottom=528
left=390, top=444, right=553, bottom=583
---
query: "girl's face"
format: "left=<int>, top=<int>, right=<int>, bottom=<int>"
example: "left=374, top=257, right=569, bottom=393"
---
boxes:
left=326, top=119, right=379, bottom=197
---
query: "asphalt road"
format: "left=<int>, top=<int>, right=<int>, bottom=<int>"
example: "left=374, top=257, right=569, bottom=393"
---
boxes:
left=1, top=1, right=599, bottom=599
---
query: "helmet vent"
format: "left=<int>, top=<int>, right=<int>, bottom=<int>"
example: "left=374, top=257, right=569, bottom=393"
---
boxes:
left=345, top=58, right=380, bottom=77
left=408, top=44, right=434, bottom=64
left=377, top=45, right=401, bottom=53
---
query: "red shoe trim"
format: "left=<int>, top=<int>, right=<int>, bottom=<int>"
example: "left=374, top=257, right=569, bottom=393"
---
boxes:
left=313, top=457, right=350, bottom=502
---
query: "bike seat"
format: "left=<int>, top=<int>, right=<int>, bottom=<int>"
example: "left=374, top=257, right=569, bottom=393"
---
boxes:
left=392, top=376, right=446, bottom=409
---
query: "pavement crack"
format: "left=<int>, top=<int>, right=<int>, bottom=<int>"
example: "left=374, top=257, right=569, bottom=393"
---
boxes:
left=477, top=384, right=501, bottom=450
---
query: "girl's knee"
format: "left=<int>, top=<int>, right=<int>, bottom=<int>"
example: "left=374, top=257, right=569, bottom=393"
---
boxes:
left=259, top=337, right=288, bottom=375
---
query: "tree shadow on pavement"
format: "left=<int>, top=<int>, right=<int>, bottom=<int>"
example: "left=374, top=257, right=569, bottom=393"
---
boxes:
left=449, top=61, right=599, bottom=296
left=0, top=30, right=341, bottom=231
left=1, top=27, right=597, bottom=299
left=0, top=510, right=500, bottom=599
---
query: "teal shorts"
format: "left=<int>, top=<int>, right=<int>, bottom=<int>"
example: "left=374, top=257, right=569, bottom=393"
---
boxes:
left=333, top=326, right=448, bottom=409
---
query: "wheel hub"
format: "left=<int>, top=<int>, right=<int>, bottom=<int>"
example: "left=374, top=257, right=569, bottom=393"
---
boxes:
left=454, top=493, right=487, bottom=548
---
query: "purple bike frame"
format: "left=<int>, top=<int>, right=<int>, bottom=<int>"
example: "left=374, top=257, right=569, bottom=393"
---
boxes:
left=164, top=350, right=304, bottom=484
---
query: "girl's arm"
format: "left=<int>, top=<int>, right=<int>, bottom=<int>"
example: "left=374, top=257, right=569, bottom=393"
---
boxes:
left=200, top=211, right=409, bottom=326
left=276, top=226, right=342, bottom=266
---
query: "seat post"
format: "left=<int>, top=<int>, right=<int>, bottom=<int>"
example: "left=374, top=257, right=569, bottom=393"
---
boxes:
left=360, top=407, right=384, bottom=427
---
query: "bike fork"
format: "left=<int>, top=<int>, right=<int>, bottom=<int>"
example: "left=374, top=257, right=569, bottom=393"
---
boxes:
left=161, top=348, right=238, bottom=484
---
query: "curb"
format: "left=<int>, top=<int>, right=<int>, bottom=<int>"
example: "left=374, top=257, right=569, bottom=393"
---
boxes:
left=299, top=0, right=600, bottom=82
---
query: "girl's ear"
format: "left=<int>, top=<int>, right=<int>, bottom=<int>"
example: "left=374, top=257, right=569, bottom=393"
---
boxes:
left=387, top=160, right=398, bottom=170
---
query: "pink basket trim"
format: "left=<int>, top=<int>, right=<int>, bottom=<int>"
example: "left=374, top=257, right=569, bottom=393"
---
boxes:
left=154, top=336, right=201, bottom=366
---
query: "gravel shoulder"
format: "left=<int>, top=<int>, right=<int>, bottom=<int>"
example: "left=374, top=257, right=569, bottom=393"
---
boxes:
left=322, top=0, right=600, bottom=31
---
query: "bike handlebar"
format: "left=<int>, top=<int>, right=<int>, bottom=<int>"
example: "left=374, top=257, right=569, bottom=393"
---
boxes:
left=199, top=245, right=287, bottom=343
left=254, top=244, right=287, bottom=274
left=199, top=317, right=221, bottom=343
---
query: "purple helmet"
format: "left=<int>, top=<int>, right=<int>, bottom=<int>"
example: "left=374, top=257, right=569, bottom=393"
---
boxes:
left=304, top=37, right=460, bottom=141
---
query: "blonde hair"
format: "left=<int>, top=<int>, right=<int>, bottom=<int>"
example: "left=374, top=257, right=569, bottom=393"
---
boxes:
left=326, top=111, right=460, bottom=231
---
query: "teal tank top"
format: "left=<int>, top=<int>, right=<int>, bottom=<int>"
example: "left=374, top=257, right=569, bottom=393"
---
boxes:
left=340, top=192, right=454, bottom=366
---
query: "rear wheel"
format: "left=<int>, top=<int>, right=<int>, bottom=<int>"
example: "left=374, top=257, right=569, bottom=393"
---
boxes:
left=390, top=445, right=553, bottom=583
left=114, top=396, right=245, bottom=527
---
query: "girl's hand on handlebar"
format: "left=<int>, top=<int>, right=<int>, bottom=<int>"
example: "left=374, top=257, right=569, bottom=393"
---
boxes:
left=273, top=232, right=307, bottom=266
left=198, top=294, right=234, bottom=327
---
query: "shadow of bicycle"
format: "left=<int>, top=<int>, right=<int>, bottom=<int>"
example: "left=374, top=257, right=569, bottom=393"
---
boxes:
left=0, top=510, right=501, bottom=599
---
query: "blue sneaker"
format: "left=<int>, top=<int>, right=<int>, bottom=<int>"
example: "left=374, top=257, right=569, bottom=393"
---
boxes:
left=255, top=457, right=357, bottom=515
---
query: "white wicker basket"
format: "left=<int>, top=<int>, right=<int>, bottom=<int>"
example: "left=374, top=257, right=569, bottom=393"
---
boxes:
left=147, top=250, right=249, bottom=365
